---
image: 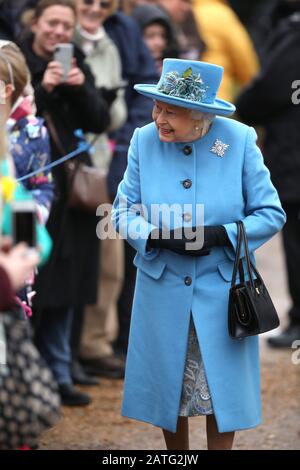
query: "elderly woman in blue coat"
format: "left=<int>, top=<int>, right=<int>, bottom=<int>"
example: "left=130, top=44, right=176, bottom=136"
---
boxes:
left=111, top=59, right=286, bottom=450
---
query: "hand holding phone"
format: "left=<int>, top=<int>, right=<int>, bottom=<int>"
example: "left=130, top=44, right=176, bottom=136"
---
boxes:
left=42, top=61, right=64, bottom=93
left=0, top=243, right=40, bottom=291
left=65, top=59, right=85, bottom=87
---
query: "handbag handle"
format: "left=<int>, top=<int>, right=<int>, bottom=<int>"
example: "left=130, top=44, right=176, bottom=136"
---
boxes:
left=231, top=221, right=263, bottom=290
left=240, top=221, right=265, bottom=288
left=231, top=221, right=243, bottom=287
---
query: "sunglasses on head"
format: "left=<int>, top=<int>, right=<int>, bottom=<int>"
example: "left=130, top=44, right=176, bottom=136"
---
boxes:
left=83, top=0, right=112, bottom=8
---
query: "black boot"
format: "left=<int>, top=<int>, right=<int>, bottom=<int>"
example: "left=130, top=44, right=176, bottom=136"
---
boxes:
left=58, top=383, right=91, bottom=406
left=80, top=355, right=125, bottom=379
left=267, top=319, right=300, bottom=348
left=71, top=360, right=100, bottom=386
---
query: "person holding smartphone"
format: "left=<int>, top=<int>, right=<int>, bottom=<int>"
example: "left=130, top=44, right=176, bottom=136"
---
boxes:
left=19, top=0, right=111, bottom=406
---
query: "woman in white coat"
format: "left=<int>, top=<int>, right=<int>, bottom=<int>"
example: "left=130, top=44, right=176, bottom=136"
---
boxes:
left=112, top=58, right=286, bottom=450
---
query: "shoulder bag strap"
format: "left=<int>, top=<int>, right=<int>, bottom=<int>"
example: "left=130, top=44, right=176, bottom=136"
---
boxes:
left=231, top=221, right=243, bottom=287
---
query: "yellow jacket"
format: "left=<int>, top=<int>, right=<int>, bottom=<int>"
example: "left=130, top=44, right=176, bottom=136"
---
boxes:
left=193, top=0, right=259, bottom=102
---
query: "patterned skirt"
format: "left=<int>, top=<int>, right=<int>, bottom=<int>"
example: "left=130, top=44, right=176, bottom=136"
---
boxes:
left=179, top=317, right=213, bottom=417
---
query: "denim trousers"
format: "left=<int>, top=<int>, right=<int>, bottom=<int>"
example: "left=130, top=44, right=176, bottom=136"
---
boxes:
left=35, top=307, right=73, bottom=385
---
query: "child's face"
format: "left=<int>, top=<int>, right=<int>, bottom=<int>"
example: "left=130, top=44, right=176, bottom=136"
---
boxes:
left=143, top=23, right=167, bottom=60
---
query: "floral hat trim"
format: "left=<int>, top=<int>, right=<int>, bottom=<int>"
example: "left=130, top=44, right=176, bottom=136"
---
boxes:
left=157, top=67, right=209, bottom=103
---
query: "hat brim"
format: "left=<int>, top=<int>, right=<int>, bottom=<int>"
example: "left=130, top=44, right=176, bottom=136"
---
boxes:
left=134, top=84, right=236, bottom=117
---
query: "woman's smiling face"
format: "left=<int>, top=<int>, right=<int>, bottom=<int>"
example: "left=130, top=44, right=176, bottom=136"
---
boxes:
left=152, top=100, right=201, bottom=143
left=31, top=5, right=76, bottom=59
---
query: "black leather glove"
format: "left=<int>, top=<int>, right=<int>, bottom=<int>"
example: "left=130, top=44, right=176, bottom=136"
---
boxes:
left=98, top=86, right=118, bottom=106
left=203, top=225, right=231, bottom=248
left=147, top=225, right=230, bottom=256
left=147, top=227, right=211, bottom=257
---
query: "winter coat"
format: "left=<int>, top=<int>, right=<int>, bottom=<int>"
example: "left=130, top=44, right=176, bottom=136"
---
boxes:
left=236, top=11, right=300, bottom=203
left=112, top=117, right=286, bottom=433
left=8, top=114, right=54, bottom=221
left=20, top=34, right=110, bottom=308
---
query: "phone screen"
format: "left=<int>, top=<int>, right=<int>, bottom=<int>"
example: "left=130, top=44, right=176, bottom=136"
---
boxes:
left=14, top=211, right=36, bottom=247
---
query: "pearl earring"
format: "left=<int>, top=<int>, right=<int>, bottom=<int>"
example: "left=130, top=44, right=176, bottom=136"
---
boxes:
left=195, top=126, right=200, bottom=131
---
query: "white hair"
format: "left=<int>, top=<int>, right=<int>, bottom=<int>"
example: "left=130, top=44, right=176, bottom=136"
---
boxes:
left=190, top=109, right=215, bottom=121
left=190, top=110, right=215, bottom=137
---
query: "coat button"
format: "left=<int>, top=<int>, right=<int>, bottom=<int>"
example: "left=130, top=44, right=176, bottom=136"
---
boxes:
left=183, top=145, right=192, bottom=155
left=182, top=179, right=192, bottom=189
left=184, top=276, right=192, bottom=286
left=183, top=213, right=192, bottom=222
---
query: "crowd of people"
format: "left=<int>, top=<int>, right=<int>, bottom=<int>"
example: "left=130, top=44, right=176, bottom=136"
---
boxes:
left=0, top=0, right=299, bottom=450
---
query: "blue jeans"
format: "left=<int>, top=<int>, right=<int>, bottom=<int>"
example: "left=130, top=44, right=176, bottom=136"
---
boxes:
left=35, top=308, right=73, bottom=385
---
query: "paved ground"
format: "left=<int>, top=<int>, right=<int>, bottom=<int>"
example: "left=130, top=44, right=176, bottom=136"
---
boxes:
left=39, top=234, right=300, bottom=450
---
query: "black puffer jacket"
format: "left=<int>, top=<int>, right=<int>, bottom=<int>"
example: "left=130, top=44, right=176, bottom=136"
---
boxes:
left=236, top=7, right=300, bottom=203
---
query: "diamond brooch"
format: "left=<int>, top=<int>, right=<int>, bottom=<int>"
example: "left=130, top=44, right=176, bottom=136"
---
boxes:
left=210, top=139, right=229, bottom=157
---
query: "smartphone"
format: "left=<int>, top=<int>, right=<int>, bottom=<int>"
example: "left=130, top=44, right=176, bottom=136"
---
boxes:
left=12, top=200, right=37, bottom=248
left=54, top=43, right=74, bottom=81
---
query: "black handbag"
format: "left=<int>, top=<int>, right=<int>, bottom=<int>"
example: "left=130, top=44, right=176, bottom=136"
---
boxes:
left=228, top=221, right=280, bottom=339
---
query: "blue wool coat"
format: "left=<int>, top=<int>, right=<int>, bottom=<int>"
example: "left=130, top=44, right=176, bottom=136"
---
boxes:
left=112, top=116, right=286, bottom=433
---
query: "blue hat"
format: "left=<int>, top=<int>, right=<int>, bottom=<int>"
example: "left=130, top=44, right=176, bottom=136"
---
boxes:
left=134, top=59, right=236, bottom=116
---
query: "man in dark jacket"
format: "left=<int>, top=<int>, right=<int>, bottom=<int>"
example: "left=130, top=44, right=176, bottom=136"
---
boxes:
left=236, top=0, right=300, bottom=348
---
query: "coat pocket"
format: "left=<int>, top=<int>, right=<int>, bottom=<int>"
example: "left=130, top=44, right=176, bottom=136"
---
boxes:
left=133, top=252, right=166, bottom=280
left=218, top=259, right=253, bottom=283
